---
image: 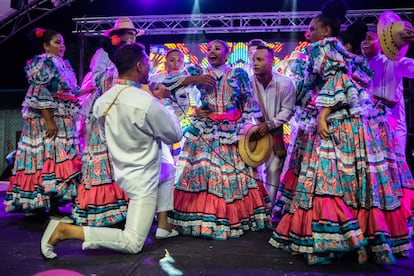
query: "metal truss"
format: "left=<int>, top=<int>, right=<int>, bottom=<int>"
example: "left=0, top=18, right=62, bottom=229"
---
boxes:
left=0, top=0, right=76, bottom=44
left=73, top=8, right=414, bottom=37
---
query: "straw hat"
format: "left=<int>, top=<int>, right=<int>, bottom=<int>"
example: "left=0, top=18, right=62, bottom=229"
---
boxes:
left=238, top=123, right=273, bottom=168
left=378, top=11, right=414, bottom=61
left=104, top=17, right=145, bottom=37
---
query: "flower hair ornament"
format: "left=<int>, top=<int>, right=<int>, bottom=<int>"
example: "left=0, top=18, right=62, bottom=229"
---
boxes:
left=35, top=28, right=45, bottom=39
left=111, top=35, right=121, bottom=46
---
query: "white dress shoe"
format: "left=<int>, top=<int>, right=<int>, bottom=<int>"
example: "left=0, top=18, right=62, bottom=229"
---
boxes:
left=41, top=219, right=59, bottom=259
left=155, top=228, right=179, bottom=239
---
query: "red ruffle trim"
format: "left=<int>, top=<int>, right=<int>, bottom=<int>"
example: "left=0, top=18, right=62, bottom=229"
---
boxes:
left=174, top=187, right=269, bottom=226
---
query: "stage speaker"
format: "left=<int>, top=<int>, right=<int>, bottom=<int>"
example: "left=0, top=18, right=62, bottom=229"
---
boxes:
left=10, top=0, right=28, bottom=11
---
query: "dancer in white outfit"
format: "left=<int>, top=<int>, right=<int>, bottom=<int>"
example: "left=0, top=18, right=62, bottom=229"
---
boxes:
left=40, top=43, right=182, bottom=259
left=250, top=46, right=295, bottom=209
left=361, top=30, right=414, bottom=158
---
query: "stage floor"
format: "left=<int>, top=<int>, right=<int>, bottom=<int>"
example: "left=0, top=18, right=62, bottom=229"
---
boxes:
left=0, top=190, right=413, bottom=276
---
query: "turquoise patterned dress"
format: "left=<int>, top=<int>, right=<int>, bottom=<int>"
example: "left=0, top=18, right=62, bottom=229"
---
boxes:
left=72, top=66, right=128, bottom=226
left=169, top=64, right=272, bottom=240
left=350, top=53, right=414, bottom=240
left=5, top=53, right=82, bottom=212
left=269, top=38, right=411, bottom=265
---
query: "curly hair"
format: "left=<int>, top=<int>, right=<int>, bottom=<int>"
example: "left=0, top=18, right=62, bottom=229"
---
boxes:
left=315, top=0, right=348, bottom=37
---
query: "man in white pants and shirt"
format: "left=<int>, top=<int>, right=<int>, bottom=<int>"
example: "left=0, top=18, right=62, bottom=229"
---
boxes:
left=40, top=43, right=182, bottom=259
left=250, top=45, right=296, bottom=213
left=362, top=30, right=414, bottom=158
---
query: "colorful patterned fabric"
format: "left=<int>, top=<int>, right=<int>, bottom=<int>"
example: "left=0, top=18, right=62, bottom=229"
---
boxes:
left=72, top=65, right=129, bottom=226
left=270, top=38, right=412, bottom=264
left=350, top=52, right=414, bottom=237
left=5, top=54, right=82, bottom=212
left=169, top=64, right=272, bottom=240
left=152, top=69, right=199, bottom=162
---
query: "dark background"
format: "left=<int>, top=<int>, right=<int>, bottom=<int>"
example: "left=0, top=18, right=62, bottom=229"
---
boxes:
left=0, top=0, right=413, bottom=103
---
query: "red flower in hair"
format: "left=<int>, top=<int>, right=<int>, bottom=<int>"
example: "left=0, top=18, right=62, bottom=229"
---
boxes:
left=111, top=35, right=121, bottom=46
left=35, top=28, right=45, bottom=38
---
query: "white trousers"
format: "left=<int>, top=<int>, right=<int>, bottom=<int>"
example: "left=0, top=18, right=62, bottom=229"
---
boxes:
left=82, top=191, right=157, bottom=254
left=157, top=162, right=175, bottom=212
left=81, top=143, right=175, bottom=254
left=259, top=151, right=284, bottom=207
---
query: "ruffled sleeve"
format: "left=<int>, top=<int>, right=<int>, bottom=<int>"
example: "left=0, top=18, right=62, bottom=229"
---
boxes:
left=89, top=48, right=112, bottom=81
left=288, top=58, right=314, bottom=107
left=350, top=54, right=373, bottom=90
left=94, top=65, right=118, bottom=95
left=309, top=38, right=371, bottom=115
left=23, top=54, right=58, bottom=110
left=187, top=65, right=203, bottom=77
left=156, top=66, right=203, bottom=98
left=161, top=71, right=187, bottom=99
left=232, top=67, right=262, bottom=120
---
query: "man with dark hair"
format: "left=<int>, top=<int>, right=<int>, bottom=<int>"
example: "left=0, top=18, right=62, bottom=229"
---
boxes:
left=251, top=45, right=295, bottom=214
left=40, top=43, right=183, bottom=259
left=362, top=21, right=414, bottom=159
left=242, top=38, right=267, bottom=77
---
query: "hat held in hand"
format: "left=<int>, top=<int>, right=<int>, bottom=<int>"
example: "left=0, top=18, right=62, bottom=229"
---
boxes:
left=104, top=17, right=145, bottom=37
left=238, top=123, right=273, bottom=168
left=378, top=11, right=414, bottom=61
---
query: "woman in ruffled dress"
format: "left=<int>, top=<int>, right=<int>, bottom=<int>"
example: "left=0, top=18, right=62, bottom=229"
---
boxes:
left=340, top=21, right=414, bottom=239
left=4, top=28, right=88, bottom=216
left=169, top=39, right=272, bottom=240
left=71, top=37, right=128, bottom=227
left=269, top=0, right=411, bottom=265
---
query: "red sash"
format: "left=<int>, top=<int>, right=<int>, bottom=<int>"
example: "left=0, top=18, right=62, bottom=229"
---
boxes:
left=208, top=109, right=241, bottom=122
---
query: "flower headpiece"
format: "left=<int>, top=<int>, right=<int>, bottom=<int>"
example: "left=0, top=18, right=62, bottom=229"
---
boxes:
left=111, top=35, right=121, bottom=46
left=35, top=28, right=45, bottom=39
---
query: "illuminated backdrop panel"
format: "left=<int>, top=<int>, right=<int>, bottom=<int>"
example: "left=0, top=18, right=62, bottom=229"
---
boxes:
left=150, top=40, right=308, bottom=72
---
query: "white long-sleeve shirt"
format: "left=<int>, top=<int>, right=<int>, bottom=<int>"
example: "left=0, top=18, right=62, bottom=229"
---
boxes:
left=369, top=54, right=414, bottom=136
left=93, top=84, right=182, bottom=199
left=80, top=48, right=113, bottom=93
left=89, top=48, right=113, bottom=82
left=251, top=71, right=296, bottom=129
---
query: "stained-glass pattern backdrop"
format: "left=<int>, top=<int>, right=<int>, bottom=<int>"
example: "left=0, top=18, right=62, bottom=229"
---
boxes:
left=149, top=40, right=309, bottom=146
left=150, top=41, right=308, bottom=72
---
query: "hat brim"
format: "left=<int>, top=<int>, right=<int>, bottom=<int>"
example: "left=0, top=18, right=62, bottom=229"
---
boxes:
left=378, top=11, right=408, bottom=61
left=238, top=123, right=273, bottom=168
left=104, top=28, right=145, bottom=37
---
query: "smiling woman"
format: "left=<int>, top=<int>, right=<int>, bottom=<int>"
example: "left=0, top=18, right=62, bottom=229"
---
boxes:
left=3, top=28, right=85, bottom=218
left=269, top=0, right=413, bottom=266
left=168, top=39, right=272, bottom=240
